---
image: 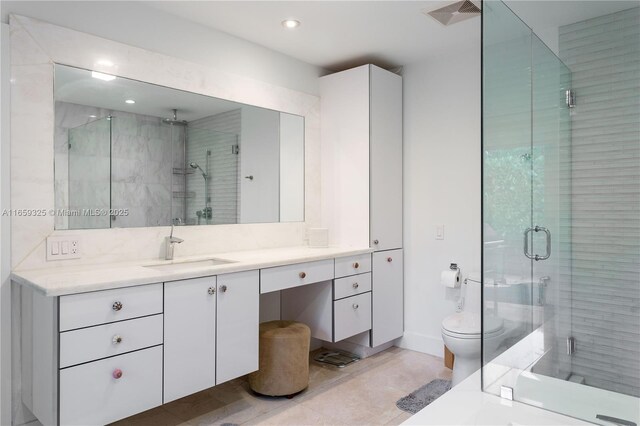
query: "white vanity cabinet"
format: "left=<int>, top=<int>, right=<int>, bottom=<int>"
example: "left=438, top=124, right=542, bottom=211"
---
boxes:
left=321, top=64, right=404, bottom=348
left=164, top=270, right=259, bottom=402
left=164, top=276, right=217, bottom=403
left=215, top=270, right=260, bottom=384
left=372, top=249, right=404, bottom=346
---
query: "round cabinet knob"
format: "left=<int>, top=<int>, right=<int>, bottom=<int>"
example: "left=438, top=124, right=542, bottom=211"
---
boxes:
left=299, top=272, right=307, bottom=279
left=112, top=335, right=123, bottom=345
left=373, top=240, right=379, bottom=245
left=353, top=262, right=360, bottom=269
left=112, top=369, right=123, bottom=379
left=112, top=301, right=123, bottom=311
left=387, top=257, right=393, bottom=263
left=352, top=304, right=359, bottom=310
left=208, top=286, right=216, bottom=295
left=352, top=282, right=359, bottom=289
left=219, top=285, right=227, bottom=293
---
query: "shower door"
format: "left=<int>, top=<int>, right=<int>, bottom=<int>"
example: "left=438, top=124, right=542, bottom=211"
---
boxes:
left=482, top=0, right=572, bottom=404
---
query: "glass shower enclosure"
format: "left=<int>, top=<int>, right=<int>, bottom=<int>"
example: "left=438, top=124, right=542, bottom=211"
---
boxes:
left=482, top=1, right=639, bottom=424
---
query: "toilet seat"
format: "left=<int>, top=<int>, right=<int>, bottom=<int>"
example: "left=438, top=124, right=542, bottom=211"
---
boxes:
left=441, top=312, right=504, bottom=339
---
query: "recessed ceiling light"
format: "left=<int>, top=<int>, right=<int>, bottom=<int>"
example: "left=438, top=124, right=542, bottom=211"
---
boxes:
left=281, top=19, right=300, bottom=29
left=125, top=99, right=136, bottom=104
left=91, top=71, right=116, bottom=81
left=89, top=115, right=97, bottom=118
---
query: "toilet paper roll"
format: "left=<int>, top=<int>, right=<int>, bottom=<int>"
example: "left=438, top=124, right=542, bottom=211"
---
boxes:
left=441, top=269, right=461, bottom=288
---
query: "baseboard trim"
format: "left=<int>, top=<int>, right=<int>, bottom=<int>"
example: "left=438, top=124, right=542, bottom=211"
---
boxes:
left=397, top=331, right=444, bottom=358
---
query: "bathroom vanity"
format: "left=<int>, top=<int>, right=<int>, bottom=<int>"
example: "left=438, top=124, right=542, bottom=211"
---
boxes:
left=13, top=246, right=403, bottom=425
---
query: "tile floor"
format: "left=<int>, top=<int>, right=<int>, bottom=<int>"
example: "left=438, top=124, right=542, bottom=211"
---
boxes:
left=112, top=347, right=452, bottom=426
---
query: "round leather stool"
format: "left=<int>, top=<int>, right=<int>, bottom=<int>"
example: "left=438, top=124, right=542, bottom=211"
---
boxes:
left=248, top=320, right=311, bottom=397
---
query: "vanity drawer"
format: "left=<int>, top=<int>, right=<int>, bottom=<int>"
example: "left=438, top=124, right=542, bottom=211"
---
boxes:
left=59, top=283, right=163, bottom=331
left=260, top=259, right=334, bottom=293
left=59, top=345, right=163, bottom=426
left=334, top=272, right=372, bottom=300
left=333, top=292, right=372, bottom=342
left=335, top=253, right=371, bottom=278
left=60, top=314, right=163, bottom=368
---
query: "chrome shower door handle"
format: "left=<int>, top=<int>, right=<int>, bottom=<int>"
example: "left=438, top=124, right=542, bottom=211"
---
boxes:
left=524, top=227, right=535, bottom=260
left=524, top=226, right=551, bottom=261
left=537, top=226, right=551, bottom=261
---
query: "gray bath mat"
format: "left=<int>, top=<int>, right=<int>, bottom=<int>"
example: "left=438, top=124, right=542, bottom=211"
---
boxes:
left=396, top=379, right=451, bottom=414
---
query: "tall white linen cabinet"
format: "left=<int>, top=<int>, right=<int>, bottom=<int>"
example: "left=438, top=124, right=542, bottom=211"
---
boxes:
left=320, top=64, right=403, bottom=347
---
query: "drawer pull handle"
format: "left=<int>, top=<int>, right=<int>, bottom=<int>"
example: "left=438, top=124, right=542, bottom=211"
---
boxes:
left=219, top=285, right=227, bottom=293
left=112, top=369, right=123, bottom=379
left=352, top=304, right=359, bottom=310
left=299, top=272, right=307, bottom=279
left=352, top=283, right=359, bottom=289
left=387, top=257, right=393, bottom=263
left=353, top=262, right=360, bottom=269
left=112, top=335, right=123, bottom=345
left=373, top=240, right=379, bottom=245
left=112, top=301, right=123, bottom=311
left=208, top=286, right=216, bottom=295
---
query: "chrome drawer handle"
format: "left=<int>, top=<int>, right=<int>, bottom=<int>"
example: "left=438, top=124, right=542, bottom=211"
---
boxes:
left=387, top=257, right=393, bottom=263
left=112, top=301, right=123, bottom=311
left=299, top=272, right=307, bottom=279
left=352, top=304, right=359, bottom=309
left=112, top=335, right=123, bottom=345
left=352, top=283, right=359, bottom=289
left=208, top=286, right=216, bottom=295
left=353, top=262, right=360, bottom=269
left=112, top=369, right=123, bottom=379
left=373, top=240, right=379, bottom=245
left=219, top=285, right=227, bottom=293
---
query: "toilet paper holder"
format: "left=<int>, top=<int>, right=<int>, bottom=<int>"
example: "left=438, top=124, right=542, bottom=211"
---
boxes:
left=449, top=263, right=459, bottom=271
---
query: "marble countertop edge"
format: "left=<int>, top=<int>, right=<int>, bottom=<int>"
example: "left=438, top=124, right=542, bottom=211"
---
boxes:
left=11, top=246, right=374, bottom=297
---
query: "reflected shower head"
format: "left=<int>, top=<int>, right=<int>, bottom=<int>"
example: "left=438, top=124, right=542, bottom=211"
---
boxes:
left=162, top=109, right=188, bottom=126
left=189, top=162, right=207, bottom=179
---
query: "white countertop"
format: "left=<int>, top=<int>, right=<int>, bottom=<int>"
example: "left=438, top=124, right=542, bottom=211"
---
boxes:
left=11, top=246, right=372, bottom=296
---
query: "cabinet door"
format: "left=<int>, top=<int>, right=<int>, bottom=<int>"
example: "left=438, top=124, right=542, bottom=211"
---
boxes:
left=372, top=249, right=404, bottom=347
left=216, top=270, right=259, bottom=384
left=370, top=65, right=403, bottom=251
left=164, top=276, right=216, bottom=403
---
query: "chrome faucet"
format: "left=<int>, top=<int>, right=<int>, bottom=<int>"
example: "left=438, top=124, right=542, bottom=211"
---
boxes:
left=165, top=224, right=184, bottom=260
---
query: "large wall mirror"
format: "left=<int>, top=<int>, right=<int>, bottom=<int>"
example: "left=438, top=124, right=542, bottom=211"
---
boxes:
left=53, top=64, right=305, bottom=230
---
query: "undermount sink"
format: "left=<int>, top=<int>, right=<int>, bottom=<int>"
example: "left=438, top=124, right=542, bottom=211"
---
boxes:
left=144, top=258, right=235, bottom=272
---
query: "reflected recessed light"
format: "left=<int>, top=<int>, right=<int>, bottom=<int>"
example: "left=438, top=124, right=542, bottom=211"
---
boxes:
left=89, top=115, right=97, bottom=118
left=96, top=60, right=115, bottom=67
left=125, top=99, right=136, bottom=104
left=91, top=71, right=116, bottom=81
left=281, top=19, right=300, bottom=29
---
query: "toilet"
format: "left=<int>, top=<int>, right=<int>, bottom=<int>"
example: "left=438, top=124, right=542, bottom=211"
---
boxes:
left=441, top=275, right=505, bottom=387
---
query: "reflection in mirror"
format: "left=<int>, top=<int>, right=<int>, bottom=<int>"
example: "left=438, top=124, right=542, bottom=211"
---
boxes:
left=54, top=64, right=304, bottom=229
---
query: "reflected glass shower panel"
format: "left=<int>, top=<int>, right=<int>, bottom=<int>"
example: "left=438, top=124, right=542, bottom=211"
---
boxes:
left=185, top=126, right=239, bottom=225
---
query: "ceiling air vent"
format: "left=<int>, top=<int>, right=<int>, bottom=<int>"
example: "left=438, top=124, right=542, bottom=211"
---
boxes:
left=423, top=0, right=481, bottom=26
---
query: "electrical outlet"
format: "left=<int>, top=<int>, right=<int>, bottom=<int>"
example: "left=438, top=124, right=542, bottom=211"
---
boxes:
left=436, top=225, right=445, bottom=240
left=47, top=236, right=81, bottom=260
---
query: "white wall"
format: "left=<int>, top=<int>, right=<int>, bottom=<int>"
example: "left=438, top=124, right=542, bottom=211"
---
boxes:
left=0, top=1, right=325, bottom=95
left=0, top=21, right=11, bottom=426
left=399, top=43, right=481, bottom=356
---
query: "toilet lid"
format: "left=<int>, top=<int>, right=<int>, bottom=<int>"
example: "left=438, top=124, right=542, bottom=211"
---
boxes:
left=442, top=312, right=503, bottom=335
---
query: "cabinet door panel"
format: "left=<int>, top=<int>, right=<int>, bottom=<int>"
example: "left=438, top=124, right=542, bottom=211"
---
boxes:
left=216, top=270, right=259, bottom=384
left=372, top=249, right=404, bottom=346
left=164, top=276, right=216, bottom=403
left=370, top=65, right=403, bottom=251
